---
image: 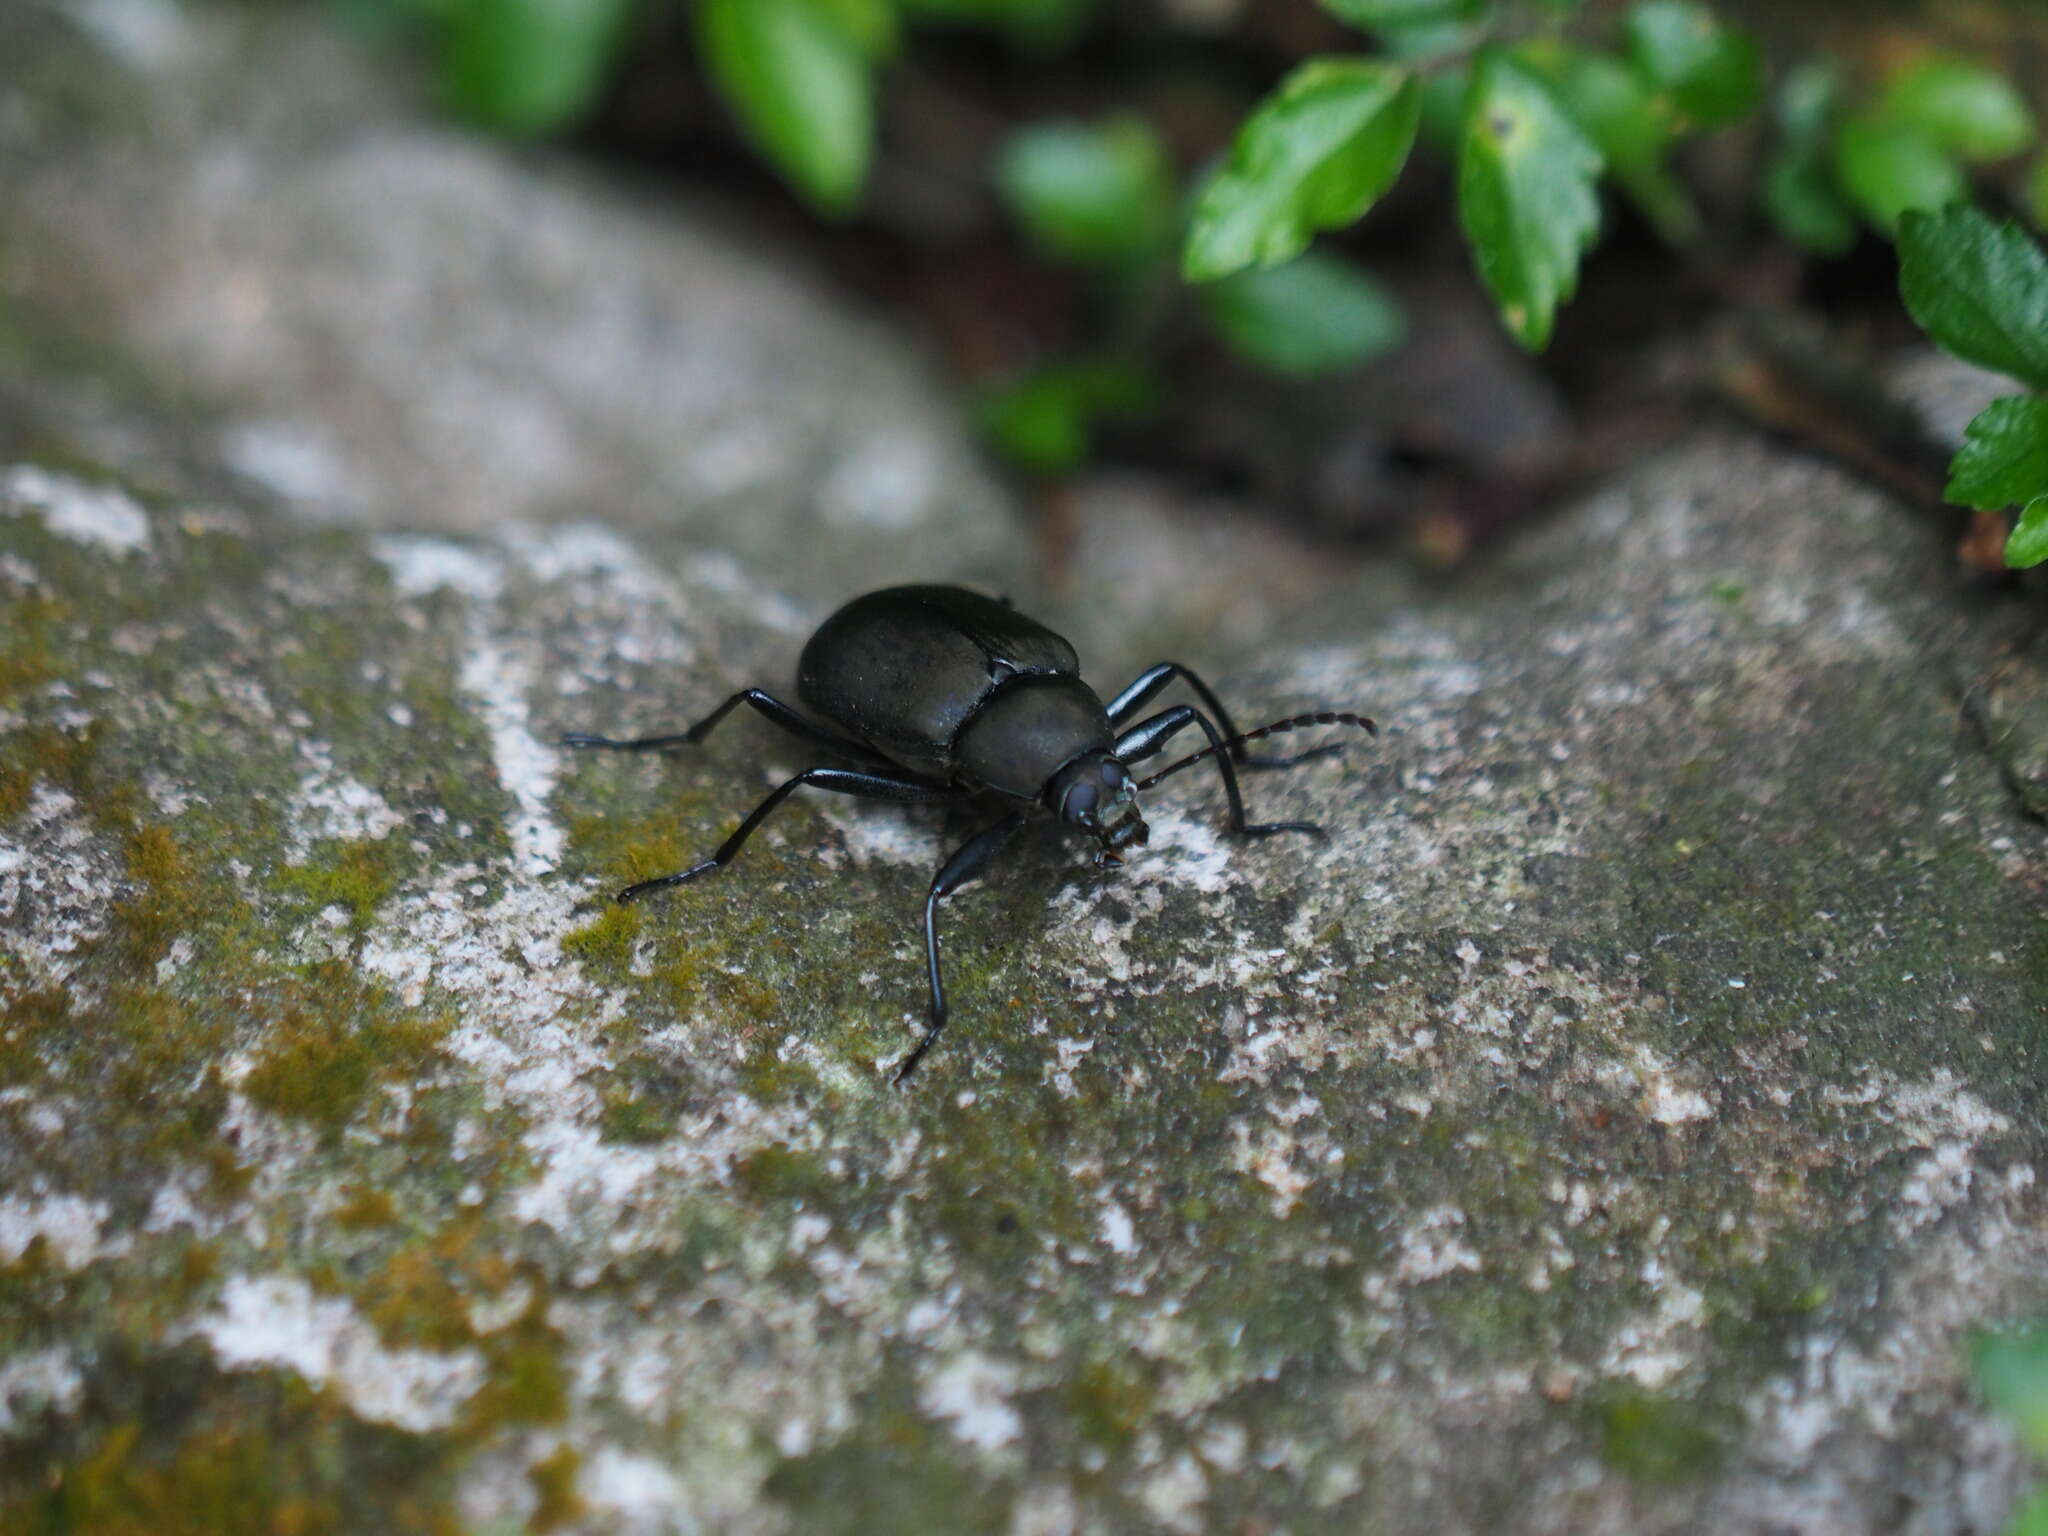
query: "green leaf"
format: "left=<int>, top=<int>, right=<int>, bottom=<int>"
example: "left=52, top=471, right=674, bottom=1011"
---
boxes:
left=1418, top=65, right=1472, bottom=155
left=1760, top=60, right=1857, bottom=255
left=1183, top=59, right=1421, bottom=282
left=897, top=0, right=1096, bottom=49
left=1774, top=58, right=1840, bottom=148
left=697, top=0, right=876, bottom=215
left=1201, top=251, right=1406, bottom=376
left=1832, top=112, right=1967, bottom=234
left=1622, top=0, right=1764, bottom=130
left=1318, top=0, right=1483, bottom=28
left=2008, top=497, right=2048, bottom=569
left=1371, top=19, right=1481, bottom=64
left=2030, top=150, right=2048, bottom=232
left=442, top=0, right=635, bottom=137
left=1945, top=397, right=2048, bottom=510
left=1898, top=206, right=2048, bottom=389
left=977, top=360, right=1158, bottom=474
left=2009, top=1487, right=2048, bottom=1536
left=1879, top=55, right=2036, bottom=163
left=1973, top=1326, right=2048, bottom=1449
left=995, top=118, right=1173, bottom=267
left=1762, top=153, right=1858, bottom=256
left=1457, top=50, right=1604, bottom=351
left=1515, top=42, right=1697, bottom=244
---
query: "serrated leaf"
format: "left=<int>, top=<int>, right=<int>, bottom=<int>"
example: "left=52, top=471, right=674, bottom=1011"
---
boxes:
left=1946, top=397, right=2048, bottom=510
left=1515, top=42, right=1697, bottom=244
left=1623, top=0, right=1763, bottom=130
left=1183, top=59, right=1421, bottom=282
left=1318, top=0, right=1483, bottom=28
left=1201, top=251, right=1406, bottom=376
left=1879, top=55, right=2036, bottom=163
left=443, top=0, right=635, bottom=137
left=2008, top=496, right=2048, bottom=569
left=1458, top=50, right=1604, bottom=351
left=1832, top=112, right=1967, bottom=233
left=1898, top=206, right=2048, bottom=389
left=697, top=0, right=876, bottom=215
left=996, top=118, right=1173, bottom=267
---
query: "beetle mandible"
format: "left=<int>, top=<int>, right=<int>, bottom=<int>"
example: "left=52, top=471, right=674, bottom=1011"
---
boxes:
left=564, top=584, right=1373, bottom=1082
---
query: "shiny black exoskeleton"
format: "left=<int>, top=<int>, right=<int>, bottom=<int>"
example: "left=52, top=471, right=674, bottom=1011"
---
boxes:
left=564, top=585, right=1373, bottom=1082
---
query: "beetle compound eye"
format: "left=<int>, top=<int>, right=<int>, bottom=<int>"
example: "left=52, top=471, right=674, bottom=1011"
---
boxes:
left=1062, top=781, right=1101, bottom=825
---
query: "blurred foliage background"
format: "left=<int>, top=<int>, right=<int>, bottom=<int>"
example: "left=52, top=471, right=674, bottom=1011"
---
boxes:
left=324, top=0, right=2048, bottom=562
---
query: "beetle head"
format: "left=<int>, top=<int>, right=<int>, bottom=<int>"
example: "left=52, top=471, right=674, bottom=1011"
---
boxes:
left=1048, top=751, right=1148, bottom=862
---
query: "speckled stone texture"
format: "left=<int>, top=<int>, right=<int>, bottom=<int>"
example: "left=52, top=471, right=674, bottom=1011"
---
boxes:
left=3, top=6, right=2048, bottom=1534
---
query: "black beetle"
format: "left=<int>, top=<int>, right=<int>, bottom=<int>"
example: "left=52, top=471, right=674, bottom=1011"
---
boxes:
left=564, top=584, right=1372, bottom=1081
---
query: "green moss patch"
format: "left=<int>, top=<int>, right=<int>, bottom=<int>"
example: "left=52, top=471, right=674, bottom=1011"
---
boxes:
left=0, top=1349, right=461, bottom=1535
left=240, top=966, right=449, bottom=1135
left=275, top=837, right=412, bottom=940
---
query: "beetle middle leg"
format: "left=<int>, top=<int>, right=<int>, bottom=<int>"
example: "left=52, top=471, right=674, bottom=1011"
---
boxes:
left=1105, top=663, right=1343, bottom=771
left=893, top=811, right=1030, bottom=1084
left=614, top=765, right=961, bottom=902
left=563, top=688, right=892, bottom=765
left=1114, top=706, right=1324, bottom=840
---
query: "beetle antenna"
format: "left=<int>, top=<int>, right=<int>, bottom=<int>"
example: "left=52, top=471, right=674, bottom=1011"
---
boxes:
left=1136, top=712, right=1375, bottom=791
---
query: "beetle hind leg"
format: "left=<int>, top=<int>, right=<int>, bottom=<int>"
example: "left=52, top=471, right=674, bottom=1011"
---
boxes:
left=564, top=687, right=891, bottom=765
left=614, top=765, right=960, bottom=904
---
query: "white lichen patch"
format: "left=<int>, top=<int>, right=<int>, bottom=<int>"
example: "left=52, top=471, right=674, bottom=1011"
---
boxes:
left=1824, top=1068, right=2016, bottom=1237
left=2, top=464, right=150, bottom=555
left=580, top=1447, right=691, bottom=1532
left=290, top=739, right=403, bottom=851
left=1390, top=1205, right=1483, bottom=1286
left=459, top=632, right=562, bottom=876
left=219, top=418, right=364, bottom=514
left=1229, top=1117, right=1319, bottom=1217
left=371, top=535, right=506, bottom=603
left=0, top=1346, right=84, bottom=1435
left=0, top=1192, right=122, bottom=1268
left=190, top=1273, right=485, bottom=1432
left=0, top=785, right=117, bottom=982
left=1622, top=1044, right=1716, bottom=1126
left=1602, top=1273, right=1709, bottom=1389
left=1139, top=1451, right=1211, bottom=1534
left=918, top=1350, right=1024, bottom=1452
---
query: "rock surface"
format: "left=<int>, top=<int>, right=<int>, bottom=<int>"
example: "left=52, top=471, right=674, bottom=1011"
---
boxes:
left=3, top=7, right=2047, bottom=1534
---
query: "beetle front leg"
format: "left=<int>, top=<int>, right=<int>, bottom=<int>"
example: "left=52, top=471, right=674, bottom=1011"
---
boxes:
left=1113, top=707, right=1324, bottom=841
left=893, top=812, right=1029, bottom=1085
left=1105, top=663, right=1343, bottom=770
